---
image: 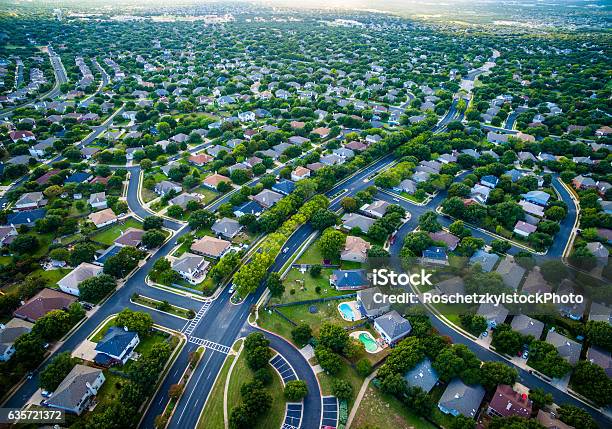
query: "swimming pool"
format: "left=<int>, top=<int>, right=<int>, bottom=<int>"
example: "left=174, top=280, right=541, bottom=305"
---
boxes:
left=338, top=303, right=356, bottom=321
left=358, top=332, right=378, bottom=353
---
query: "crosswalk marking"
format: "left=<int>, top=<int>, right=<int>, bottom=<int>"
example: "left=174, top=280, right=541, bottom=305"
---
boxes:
left=181, top=300, right=211, bottom=336
left=188, top=336, right=231, bottom=354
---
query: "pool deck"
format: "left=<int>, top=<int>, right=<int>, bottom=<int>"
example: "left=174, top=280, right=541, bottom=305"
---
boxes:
left=337, top=300, right=364, bottom=322
left=350, top=330, right=383, bottom=354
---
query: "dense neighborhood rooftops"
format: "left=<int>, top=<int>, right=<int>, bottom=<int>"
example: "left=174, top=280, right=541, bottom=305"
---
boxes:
left=438, top=378, right=485, bottom=418
left=14, top=288, right=78, bottom=322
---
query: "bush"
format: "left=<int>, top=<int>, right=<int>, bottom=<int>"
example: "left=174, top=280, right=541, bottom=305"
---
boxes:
left=284, top=379, right=308, bottom=401
left=331, top=379, right=352, bottom=401
left=356, top=358, right=372, bottom=376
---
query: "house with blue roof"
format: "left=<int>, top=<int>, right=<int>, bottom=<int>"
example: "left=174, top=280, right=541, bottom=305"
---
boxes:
left=330, top=269, right=369, bottom=291
left=469, top=249, right=500, bottom=272
left=7, top=208, right=46, bottom=227
left=404, top=358, right=439, bottom=392
left=505, top=169, right=523, bottom=183
left=422, top=246, right=448, bottom=265
left=64, top=171, right=92, bottom=184
left=272, top=179, right=296, bottom=196
left=521, top=190, right=550, bottom=207
left=480, top=175, right=499, bottom=189
left=233, top=200, right=264, bottom=218
left=94, top=326, right=139, bottom=367
left=374, top=310, right=412, bottom=345
left=94, top=245, right=121, bottom=265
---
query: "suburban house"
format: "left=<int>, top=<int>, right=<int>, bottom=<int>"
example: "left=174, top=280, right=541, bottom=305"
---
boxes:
left=212, top=217, right=242, bottom=239
left=44, top=365, right=105, bottom=415
left=510, top=314, right=544, bottom=339
left=469, top=250, right=500, bottom=272
left=572, top=175, right=597, bottom=190
left=537, top=410, right=575, bottom=429
left=434, top=276, right=465, bottom=296
left=172, top=252, right=210, bottom=285
left=340, top=236, right=371, bottom=263
left=359, top=200, right=390, bottom=219
left=169, top=193, right=202, bottom=209
left=0, top=225, right=17, bottom=247
left=191, top=236, right=231, bottom=259
left=88, top=192, right=108, bottom=210
left=557, top=280, right=586, bottom=320
left=57, top=262, right=104, bottom=296
left=233, top=200, right=264, bottom=217
left=470, top=184, right=491, bottom=204
left=0, top=318, right=33, bottom=361
left=88, top=208, right=118, bottom=228
left=15, top=192, right=46, bottom=210
left=189, top=153, right=213, bottom=166
left=521, top=190, right=550, bottom=206
left=291, top=166, right=310, bottom=182
left=477, top=302, right=509, bottom=328
left=587, top=346, right=612, bottom=378
left=374, top=310, right=412, bottom=345
left=480, top=175, right=499, bottom=189
left=356, top=287, right=390, bottom=318
left=404, top=358, right=439, bottom=392
left=495, top=257, right=526, bottom=290
left=514, top=220, right=537, bottom=238
left=422, top=246, right=448, bottom=265
left=518, top=200, right=545, bottom=217
left=13, top=288, right=78, bottom=322
left=428, top=231, right=460, bottom=251
left=588, top=302, right=612, bottom=324
left=487, top=384, right=532, bottom=418
left=114, top=228, right=145, bottom=248
left=329, top=269, right=369, bottom=290
left=202, top=173, right=231, bottom=190
left=546, top=331, right=581, bottom=365
left=341, top=213, right=376, bottom=233
left=94, top=326, right=140, bottom=366
left=396, top=179, right=417, bottom=195
left=437, top=379, right=485, bottom=418
left=154, top=180, right=182, bottom=196
left=272, top=180, right=296, bottom=196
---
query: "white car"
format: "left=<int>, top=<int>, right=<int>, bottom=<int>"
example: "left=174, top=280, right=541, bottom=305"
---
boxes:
left=393, top=198, right=400, bottom=202
left=283, top=247, right=289, bottom=253
left=228, top=285, right=236, bottom=294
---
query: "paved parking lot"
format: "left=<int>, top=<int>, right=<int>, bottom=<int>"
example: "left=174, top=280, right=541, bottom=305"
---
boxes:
left=321, top=396, right=338, bottom=428
left=282, top=402, right=303, bottom=429
left=270, top=353, right=298, bottom=385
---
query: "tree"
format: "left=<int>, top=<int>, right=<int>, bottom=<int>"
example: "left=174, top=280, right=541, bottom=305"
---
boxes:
left=318, top=229, right=346, bottom=261
left=459, top=314, right=488, bottom=336
left=49, top=248, right=70, bottom=262
left=284, top=380, right=308, bottom=401
left=488, top=416, right=545, bottom=429
left=491, top=324, right=524, bottom=356
left=332, top=379, right=353, bottom=400
left=558, top=405, right=598, bottom=429
left=315, top=346, right=342, bottom=375
left=13, top=333, right=45, bottom=369
left=32, top=309, right=72, bottom=341
left=168, top=383, right=184, bottom=399
left=188, top=209, right=216, bottom=230
left=450, top=415, right=476, bottom=429
left=266, top=272, right=285, bottom=297
left=545, top=206, right=566, bottom=221
left=229, top=405, right=251, bottom=429
left=78, top=274, right=116, bottom=303
left=571, top=360, right=612, bottom=406
left=167, top=205, right=184, bottom=218
left=310, top=264, right=322, bottom=277
left=528, top=340, right=572, bottom=379
left=104, top=246, right=146, bottom=278
left=528, top=388, right=553, bottom=410
left=70, top=241, right=97, bottom=266
left=380, top=372, right=407, bottom=396
left=356, top=358, right=373, bottom=376
left=114, top=309, right=153, bottom=337
left=585, top=320, right=612, bottom=351
left=479, top=361, right=518, bottom=390
left=144, top=216, right=164, bottom=230
left=341, top=197, right=358, bottom=212
left=540, top=260, right=568, bottom=284
left=418, top=211, right=441, bottom=232
left=491, top=239, right=511, bottom=254
left=319, top=322, right=349, bottom=354
left=310, top=209, right=339, bottom=230
left=403, top=385, right=434, bottom=416
left=291, top=323, right=312, bottom=346
left=40, top=352, right=77, bottom=391
left=142, top=229, right=166, bottom=249
left=9, top=235, right=38, bottom=254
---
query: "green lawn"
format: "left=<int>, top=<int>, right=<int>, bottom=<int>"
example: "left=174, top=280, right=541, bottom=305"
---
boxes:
left=198, top=352, right=235, bottom=429
left=317, top=359, right=365, bottom=409
left=90, top=218, right=143, bottom=245
left=96, top=371, right=129, bottom=407
left=296, top=237, right=363, bottom=269
left=0, top=255, right=13, bottom=266
left=194, top=187, right=219, bottom=205
left=227, top=350, right=285, bottom=429
left=90, top=318, right=117, bottom=342
left=351, top=384, right=437, bottom=429
left=268, top=267, right=347, bottom=305
left=27, top=268, right=71, bottom=287
left=132, top=294, right=196, bottom=319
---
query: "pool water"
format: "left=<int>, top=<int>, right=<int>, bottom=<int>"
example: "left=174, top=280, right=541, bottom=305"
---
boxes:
left=359, top=332, right=378, bottom=353
left=339, top=303, right=355, bottom=320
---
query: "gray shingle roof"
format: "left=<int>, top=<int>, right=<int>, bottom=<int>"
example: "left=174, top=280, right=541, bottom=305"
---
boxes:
left=438, top=379, right=485, bottom=418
